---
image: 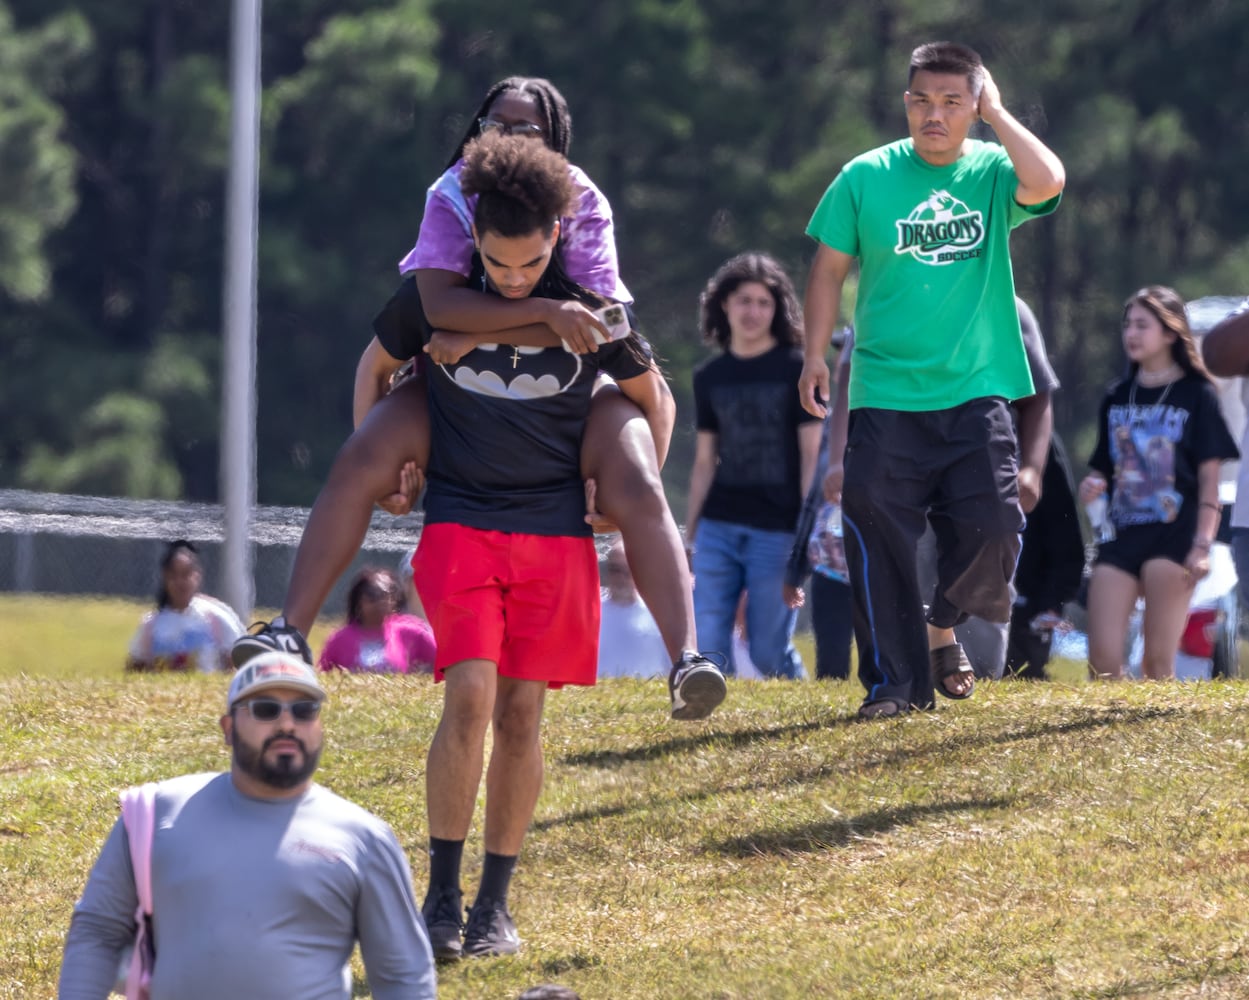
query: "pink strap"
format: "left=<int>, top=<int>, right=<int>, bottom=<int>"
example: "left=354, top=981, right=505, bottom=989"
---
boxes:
left=120, top=783, right=158, bottom=1000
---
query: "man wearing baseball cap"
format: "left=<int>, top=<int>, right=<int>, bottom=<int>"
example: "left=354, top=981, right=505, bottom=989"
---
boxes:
left=58, top=652, right=436, bottom=999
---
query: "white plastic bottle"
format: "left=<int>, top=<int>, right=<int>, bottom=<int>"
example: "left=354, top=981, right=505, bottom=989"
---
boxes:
left=808, top=501, right=849, bottom=583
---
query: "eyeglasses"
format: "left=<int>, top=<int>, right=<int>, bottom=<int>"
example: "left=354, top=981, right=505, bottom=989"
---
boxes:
left=478, top=117, right=545, bottom=139
left=238, top=698, right=322, bottom=723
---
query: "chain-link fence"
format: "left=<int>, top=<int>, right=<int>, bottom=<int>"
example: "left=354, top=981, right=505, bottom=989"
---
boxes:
left=0, top=488, right=634, bottom=620
left=0, top=488, right=428, bottom=618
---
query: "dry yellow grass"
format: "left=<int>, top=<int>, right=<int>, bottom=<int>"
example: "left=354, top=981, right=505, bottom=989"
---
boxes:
left=4, top=596, right=1248, bottom=999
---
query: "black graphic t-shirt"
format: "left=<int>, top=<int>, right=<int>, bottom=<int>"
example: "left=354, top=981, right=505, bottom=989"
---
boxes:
left=372, top=268, right=650, bottom=536
left=1088, top=374, right=1238, bottom=530
left=693, top=344, right=820, bottom=532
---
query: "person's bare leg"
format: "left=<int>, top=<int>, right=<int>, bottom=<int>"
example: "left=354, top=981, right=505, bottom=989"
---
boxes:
left=582, top=387, right=696, bottom=660
left=282, top=377, right=430, bottom=632
left=1139, top=558, right=1194, bottom=680
left=1086, top=564, right=1140, bottom=680
left=482, top=677, right=547, bottom=855
left=427, top=659, right=497, bottom=839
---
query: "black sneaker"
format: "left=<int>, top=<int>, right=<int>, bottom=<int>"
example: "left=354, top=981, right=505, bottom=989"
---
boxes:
left=421, top=885, right=465, bottom=962
left=669, top=652, right=727, bottom=721
left=462, top=897, right=521, bottom=957
left=230, top=616, right=313, bottom=668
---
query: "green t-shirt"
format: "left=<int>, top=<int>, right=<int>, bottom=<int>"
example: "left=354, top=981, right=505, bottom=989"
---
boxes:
left=806, top=138, right=1059, bottom=411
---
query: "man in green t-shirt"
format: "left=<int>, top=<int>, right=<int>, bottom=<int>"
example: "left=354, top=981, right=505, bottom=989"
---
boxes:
left=799, top=41, right=1064, bottom=718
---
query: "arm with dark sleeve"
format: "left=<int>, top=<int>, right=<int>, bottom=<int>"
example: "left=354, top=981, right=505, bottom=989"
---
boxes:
left=1190, top=381, right=1242, bottom=552
left=786, top=473, right=822, bottom=589
left=1014, top=393, right=1052, bottom=513
left=823, top=337, right=853, bottom=501
left=354, top=826, right=438, bottom=1000
left=1014, top=298, right=1058, bottom=512
left=58, top=820, right=139, bottom=1000
left=1027, top=436, right=1086, bottom=613
left=787, top=413, right=833, bottom=588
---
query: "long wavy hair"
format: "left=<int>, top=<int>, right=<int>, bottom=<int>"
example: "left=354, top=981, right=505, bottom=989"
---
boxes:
left=698, top=252, right=804, bottom=350
left=1122, top=285, right=1213, bottom=384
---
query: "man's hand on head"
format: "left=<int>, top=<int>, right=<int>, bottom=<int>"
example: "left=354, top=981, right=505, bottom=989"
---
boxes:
left=977, top=67, right=1004, bottom=124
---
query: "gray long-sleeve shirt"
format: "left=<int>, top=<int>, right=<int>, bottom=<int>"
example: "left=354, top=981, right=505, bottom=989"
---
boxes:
left=58, top=772, right=436, bottom=999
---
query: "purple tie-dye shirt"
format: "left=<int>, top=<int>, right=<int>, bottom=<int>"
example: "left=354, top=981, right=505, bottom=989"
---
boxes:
left=397, top=159, right=632, bottom=304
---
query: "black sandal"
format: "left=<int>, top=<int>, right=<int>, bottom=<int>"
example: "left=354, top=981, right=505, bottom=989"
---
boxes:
left=857, top=696, right=910, bottom=719
left=931, top=643, right=975, bottom=700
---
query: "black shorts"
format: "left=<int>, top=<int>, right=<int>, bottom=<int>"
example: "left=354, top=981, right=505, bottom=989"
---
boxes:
left=1094, top=520, right=1194, bottom=578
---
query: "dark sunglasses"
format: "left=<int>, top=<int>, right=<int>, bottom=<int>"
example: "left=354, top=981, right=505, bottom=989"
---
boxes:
left=239, top=698, right=322, bottom=723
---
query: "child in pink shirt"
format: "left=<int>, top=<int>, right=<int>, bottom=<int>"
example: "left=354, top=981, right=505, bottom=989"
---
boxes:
left=319, top=568, right=435, bottom=674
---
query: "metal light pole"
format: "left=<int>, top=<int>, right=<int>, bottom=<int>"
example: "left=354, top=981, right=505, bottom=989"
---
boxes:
left=220, top=0, right=262, bottom=621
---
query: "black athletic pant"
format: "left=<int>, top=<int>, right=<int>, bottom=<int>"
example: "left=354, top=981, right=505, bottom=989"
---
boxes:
left=809, top=571, right=855, bottom=681
left=1004, top=604, right=1054, bottom=679
left=841, top=398, right=1024, bottom=709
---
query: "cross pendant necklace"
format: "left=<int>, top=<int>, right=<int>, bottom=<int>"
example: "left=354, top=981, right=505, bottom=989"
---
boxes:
left=510, top=347, right=521, bottom=369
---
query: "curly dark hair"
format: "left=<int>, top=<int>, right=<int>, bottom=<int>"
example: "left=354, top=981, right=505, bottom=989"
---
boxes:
left=1122, top=285, right=1214, bottom=384
left=345, top=567, right=405, bottom=625
left=458, top=133, right=654, bottom=371
left=460, top=133, right=575, bottom=240
left=698, top=252, right=804, bottom=350
left=446, top=76, right=573, bottom=169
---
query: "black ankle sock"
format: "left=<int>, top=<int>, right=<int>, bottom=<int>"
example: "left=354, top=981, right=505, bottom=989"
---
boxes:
left=427, top=837, right=465, bottom=894
left=474, top=851, right=518, bottom=907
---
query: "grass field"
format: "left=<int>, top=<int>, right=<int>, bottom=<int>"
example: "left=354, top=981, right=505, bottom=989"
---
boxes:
left=4, top=594, right=1248, bottom=998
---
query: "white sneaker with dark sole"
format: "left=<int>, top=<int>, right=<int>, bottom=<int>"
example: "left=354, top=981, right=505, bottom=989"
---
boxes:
left=669, top=653, right=727, bottom=721
left=231, top=616, right=313, bottom=668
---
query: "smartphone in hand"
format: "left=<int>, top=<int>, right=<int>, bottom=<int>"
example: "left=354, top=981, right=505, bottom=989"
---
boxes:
left=592, top=304, right=631, bottom=344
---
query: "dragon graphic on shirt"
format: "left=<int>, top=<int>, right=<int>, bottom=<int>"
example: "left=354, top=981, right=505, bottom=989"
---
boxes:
left=894, top=190, right=986, bottom=265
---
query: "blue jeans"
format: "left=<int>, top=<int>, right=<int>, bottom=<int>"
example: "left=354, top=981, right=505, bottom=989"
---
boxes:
left=691, top=519, right=805, bottom=679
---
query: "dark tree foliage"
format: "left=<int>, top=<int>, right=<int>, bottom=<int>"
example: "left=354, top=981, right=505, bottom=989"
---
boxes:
left=2, top=0, right=1247, bottom=509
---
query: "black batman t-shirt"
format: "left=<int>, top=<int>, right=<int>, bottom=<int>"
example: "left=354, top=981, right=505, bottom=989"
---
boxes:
left=372, top=269, right=649, bottom=536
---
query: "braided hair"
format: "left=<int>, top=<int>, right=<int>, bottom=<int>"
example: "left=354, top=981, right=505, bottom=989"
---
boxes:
left=446, top=76, right=573, bottom=169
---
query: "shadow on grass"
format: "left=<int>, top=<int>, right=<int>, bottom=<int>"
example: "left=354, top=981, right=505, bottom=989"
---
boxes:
left=714, top=794, right=1021, bottom=857
left=559, top=714, right=850, bottom=767
left=536, top=705, right=1182, bottom=833
left=1073, top=964, right=1249, bottom=999
left=560, top=703, right=1180, bottom=770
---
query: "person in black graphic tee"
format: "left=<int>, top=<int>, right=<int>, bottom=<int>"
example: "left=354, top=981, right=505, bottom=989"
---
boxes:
left=685, top=253, right=824, bottom=679
left=373, top=134, right=723, bottom=962
left=1079, top=286, right=1238, bottom=681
